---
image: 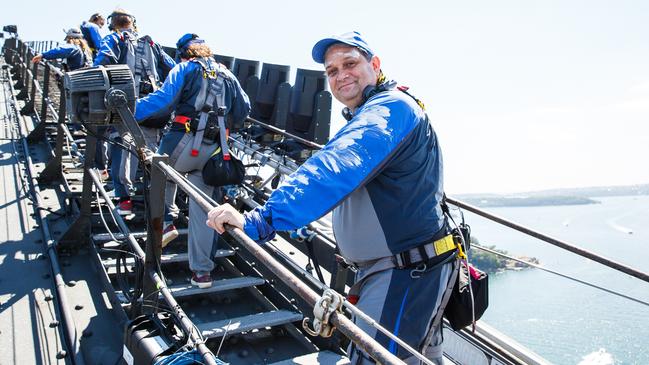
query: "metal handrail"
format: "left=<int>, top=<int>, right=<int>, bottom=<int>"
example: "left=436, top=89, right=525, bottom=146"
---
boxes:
left=242, top=107, right=649, bottom=285
left=10, top=37, right=410, bottom=365
left=445, top=197, right=649, bottom=284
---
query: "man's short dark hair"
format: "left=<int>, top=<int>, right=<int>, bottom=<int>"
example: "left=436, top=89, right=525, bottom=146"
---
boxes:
left=357, top=47, right=372, bottom=62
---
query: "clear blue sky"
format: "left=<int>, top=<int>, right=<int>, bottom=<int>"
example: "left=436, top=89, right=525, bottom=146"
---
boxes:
left=3, top=0, right=648, bottom=194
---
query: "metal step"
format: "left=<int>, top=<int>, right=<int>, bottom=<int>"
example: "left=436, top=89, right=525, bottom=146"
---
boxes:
left=198, top=310, right=303, bottom=339
left=103, top=250, right=235, bottom=274
left=269, top=351, right=350, bottom=365
left=93, top=229, right=188, bottom=242
left=167, top=276, right=266, bottom=298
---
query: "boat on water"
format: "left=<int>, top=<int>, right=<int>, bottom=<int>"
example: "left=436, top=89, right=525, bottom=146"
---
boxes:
left=1, top=30, right=647, bottom=365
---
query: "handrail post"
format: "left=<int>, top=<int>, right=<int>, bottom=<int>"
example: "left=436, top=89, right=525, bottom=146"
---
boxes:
left=40, top=65, right=50, bottom=120
left=142, top=155, right=168, bottom=314
left=57, top=124, right=96, bottom=250
left=20, top=59, right=38, bottom=115
left=38, top=79, right=65, bottom=183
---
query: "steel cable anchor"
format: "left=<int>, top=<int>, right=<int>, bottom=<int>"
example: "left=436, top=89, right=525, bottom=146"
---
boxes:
left=302, top=289, right=343, bottom=338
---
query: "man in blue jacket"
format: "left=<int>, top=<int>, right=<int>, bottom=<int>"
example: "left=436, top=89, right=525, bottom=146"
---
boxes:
left=207, top=32, right=455, bottom=364
left=136, top=33, right=250, bottom=288
left=94, top=8, right=176, bottom=215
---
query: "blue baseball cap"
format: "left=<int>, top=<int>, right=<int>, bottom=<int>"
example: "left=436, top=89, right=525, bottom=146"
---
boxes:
left=311, top=31, right=374, bottom=64
left=176, top=33, right=203, bottom=50
left=176, top=33, right=206, bottom=61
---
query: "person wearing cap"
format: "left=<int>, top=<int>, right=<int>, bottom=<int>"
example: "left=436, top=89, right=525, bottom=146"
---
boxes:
left=206, top=31, right=454, bottom=364
left=31, top=28, right=92, bottom=71
left=94, top=8, right=176, bottom=216
left=80, top=13, right=106, bottom=57
left=135, top=33, right=250, bottom=288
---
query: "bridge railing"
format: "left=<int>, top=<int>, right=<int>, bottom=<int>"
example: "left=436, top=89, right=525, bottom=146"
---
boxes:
left=3, top=36, right=421, bottom=365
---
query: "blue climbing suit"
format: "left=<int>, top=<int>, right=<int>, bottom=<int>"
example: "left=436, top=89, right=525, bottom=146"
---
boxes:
left=244, top=84, right=453, bottom=363
left=93, top=31, right=175, bottom=74
left=94, top=30, right=177, bottom=202
left=41, top=44, right=89, bottom=71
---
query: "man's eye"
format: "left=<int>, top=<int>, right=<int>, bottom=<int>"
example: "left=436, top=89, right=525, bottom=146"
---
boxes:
left=327, top=70, right=337, bottom=77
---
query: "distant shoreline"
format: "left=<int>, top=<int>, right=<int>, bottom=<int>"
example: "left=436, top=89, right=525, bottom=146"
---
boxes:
left=456, top=183, right=649, bottom=208
left=460, top=195, right=599, bottom=208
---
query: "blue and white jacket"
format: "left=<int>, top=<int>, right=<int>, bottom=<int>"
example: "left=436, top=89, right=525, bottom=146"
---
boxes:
left=80, top=21, right=104, bottom=51
left=244, top=86, right=446, bottom=263
left=135, top=57, right=250, bottom=128
left=41, top=44, right=89, bottom=71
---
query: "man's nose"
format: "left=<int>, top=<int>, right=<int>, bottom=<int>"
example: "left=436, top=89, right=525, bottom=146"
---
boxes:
left=336, top=70, right=350, bottom=82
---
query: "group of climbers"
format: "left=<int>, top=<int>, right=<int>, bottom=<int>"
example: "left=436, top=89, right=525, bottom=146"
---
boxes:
left=31, top=12, right=460, bottom=363
left=31, top=8, right=251, bottom=290
left=93, top=9, right=175, bottom=216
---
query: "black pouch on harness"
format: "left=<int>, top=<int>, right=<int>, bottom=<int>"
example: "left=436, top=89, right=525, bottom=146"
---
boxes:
left=444, top=261, right=489, bottom=331
left=202, top=148, right=245, bottom=187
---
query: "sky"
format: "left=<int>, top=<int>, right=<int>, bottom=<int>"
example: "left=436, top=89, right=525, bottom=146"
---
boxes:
left=2, top=0, right=648, bottom=194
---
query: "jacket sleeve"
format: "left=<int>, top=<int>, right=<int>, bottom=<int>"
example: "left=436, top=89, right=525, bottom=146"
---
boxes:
left=224, top=71, right=251, bottom=126
left=42, top=45, right=74, bottom=60
left=93, top=34, right=119, bottom=66
left=243, top=92, right=422, bottom=241
left=134, top=62, right=188, bottom=122
left=156, top=44, right=176, bottom=81
left=89, top=26, right=103, bottom=51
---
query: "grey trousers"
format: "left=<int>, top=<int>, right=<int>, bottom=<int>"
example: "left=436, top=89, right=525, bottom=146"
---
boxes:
left=119, top=126, right=160, bottom=197
left=186, top=171, right=219, bottom=276
left=163, top=131, right=221, bottom=275
left=349, top=261, right=453, bottom=365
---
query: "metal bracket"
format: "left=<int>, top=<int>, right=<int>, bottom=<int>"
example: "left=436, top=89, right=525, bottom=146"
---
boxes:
left=26, top=120, right=50, bottom=142
left=38, top=90, right=67, bottom=184
left=19, top=100, right=34, bottom=115
left=57, top=126, right=98, bottom=251
left=142, top=155, right=168, bottom=315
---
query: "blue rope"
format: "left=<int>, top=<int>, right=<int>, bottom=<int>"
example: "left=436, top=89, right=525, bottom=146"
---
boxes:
left=154, top=349, right=227, bottom=365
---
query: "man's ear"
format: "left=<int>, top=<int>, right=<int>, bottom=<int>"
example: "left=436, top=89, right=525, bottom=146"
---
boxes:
left=371, top=55, right=381, bottom=74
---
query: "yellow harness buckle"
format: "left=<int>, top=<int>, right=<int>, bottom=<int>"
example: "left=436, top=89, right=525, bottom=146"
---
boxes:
left=434, top=234, right=456, bottom=256
left=456, top=240, right=467, bottom=260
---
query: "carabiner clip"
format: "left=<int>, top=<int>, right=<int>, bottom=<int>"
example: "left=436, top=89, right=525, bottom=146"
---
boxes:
left=410, top=262, right=428, bottom=279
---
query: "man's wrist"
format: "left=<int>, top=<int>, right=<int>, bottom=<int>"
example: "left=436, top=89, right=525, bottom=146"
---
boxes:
left=243, top=207, right=276, bottom=244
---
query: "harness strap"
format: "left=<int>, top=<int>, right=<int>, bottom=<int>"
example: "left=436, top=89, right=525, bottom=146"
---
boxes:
left=216, top=91, right=230, bottom=160
left=191, top=78, right=218, bottom=156
left=191, top=58, right=228, bottom=158
left=133, top=35, right=157, bottom=94
left=392, top=234, right=456, bottom=269
left=133, top=35, right=145, bottom=86
left=427, top=259, right=460, bottom=347
left=174, top=115, right=192, bottom=133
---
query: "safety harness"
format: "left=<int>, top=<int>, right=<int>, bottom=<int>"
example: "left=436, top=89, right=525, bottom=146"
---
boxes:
left=118, top=31, right=159, bottom=97
left=173, top=58, right=230, bottom=160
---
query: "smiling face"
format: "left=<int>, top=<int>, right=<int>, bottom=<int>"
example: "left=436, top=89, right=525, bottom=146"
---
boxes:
left=324, top=43, right=381, bottom=110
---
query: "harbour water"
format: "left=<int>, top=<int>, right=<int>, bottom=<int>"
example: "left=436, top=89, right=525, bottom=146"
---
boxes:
left=465, top=195, right=649, bottom=364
